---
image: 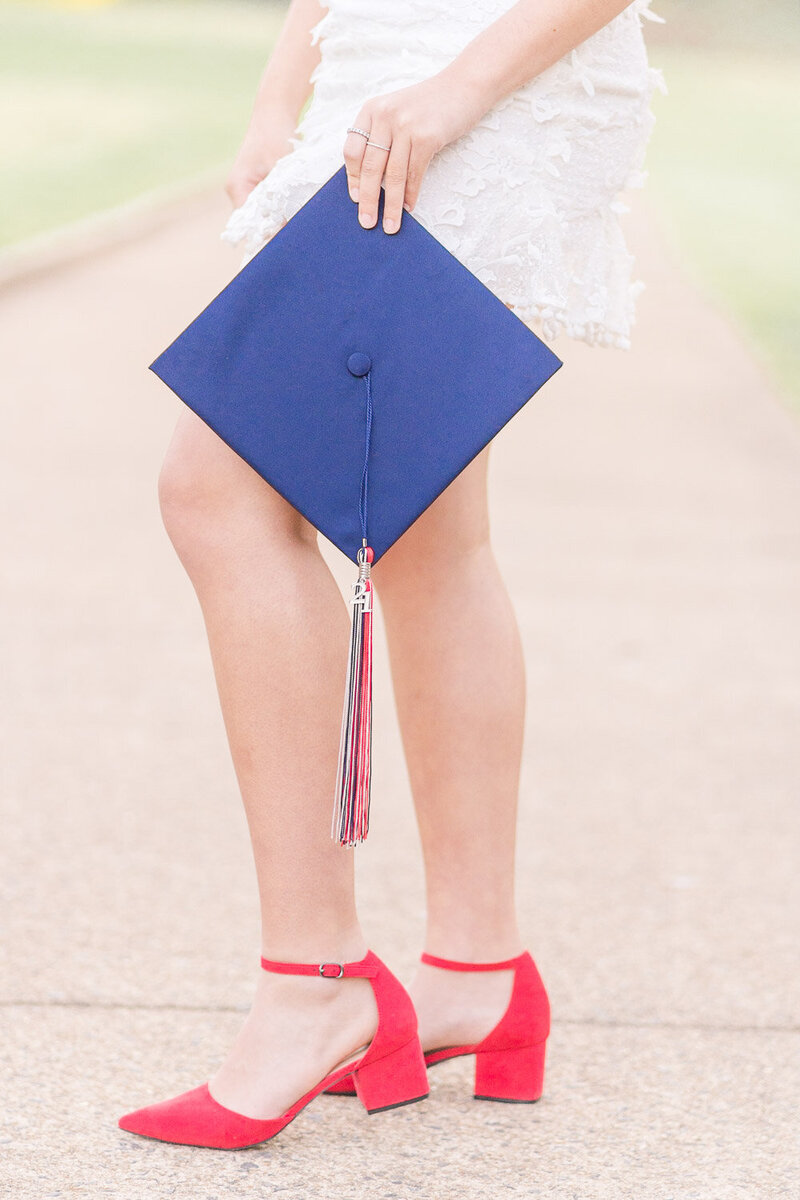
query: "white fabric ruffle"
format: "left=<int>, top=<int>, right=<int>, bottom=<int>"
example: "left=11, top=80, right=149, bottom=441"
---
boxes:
left=222, top=0, right=667, bottom=350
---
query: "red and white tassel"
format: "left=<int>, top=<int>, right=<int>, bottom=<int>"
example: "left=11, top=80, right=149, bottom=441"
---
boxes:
left=332, top=542, right=374, bottom=845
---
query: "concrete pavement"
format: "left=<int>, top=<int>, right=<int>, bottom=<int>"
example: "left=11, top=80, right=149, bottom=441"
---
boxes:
left=1, top=191, right=798, bottom=1198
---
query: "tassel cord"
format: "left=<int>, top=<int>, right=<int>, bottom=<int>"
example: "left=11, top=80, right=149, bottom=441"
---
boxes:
left=358, top=367, right=373, bottom=545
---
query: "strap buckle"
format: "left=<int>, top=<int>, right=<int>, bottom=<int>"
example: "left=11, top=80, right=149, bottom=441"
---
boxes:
left=319, top=962, right=345, bottom=978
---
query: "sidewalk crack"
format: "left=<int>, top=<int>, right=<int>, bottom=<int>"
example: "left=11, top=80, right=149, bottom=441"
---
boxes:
left=0, top=997, right=797, bottom=1034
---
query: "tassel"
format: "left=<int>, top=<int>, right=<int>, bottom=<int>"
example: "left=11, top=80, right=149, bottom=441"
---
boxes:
left=332, top=540, right=374, bottom=845
left=333, top=358, right=375, bottom=845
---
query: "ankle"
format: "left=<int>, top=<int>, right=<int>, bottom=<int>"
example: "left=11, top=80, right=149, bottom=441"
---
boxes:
left=255, top=969, right=376, bottom=1018
left=422, top=925, right=524, bottom=964
left=260, top=922, right=369, bottom=965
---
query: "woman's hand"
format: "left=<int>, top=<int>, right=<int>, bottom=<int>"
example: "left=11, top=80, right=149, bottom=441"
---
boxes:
left=343, top=72, right=489, bottom=234
left=225, top=114, right=298, bottom=210
left=343, top=0, right=636, bottom=235
left=226, top=0, right=326, bottom=209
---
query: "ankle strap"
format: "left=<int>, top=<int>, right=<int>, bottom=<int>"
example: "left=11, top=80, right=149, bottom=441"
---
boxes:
left=420, top=951, right=527, bottom=972
left=260, top=952, right=378, bottom=979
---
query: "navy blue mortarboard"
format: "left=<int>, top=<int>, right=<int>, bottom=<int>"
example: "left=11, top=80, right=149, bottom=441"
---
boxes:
left=150, top=163, right=562, bottom=845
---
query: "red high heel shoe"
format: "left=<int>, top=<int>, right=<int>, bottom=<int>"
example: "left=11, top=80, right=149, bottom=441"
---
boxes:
left=325, top=949, right=550, bottom=1103
left=117, top=949, right=429, bottom=1149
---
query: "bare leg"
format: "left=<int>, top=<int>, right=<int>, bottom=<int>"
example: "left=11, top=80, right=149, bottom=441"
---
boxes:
left=371, top=444, right=525, bottom=1049
left=157, top=410, right=377, bottom=1118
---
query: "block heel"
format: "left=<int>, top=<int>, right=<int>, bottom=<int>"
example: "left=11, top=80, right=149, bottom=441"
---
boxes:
left=474, top=1039, right=547, bottom=1103
left=324, top=948, right=551, bottom=1103
left=353, top=1037, right=429, bottom=1114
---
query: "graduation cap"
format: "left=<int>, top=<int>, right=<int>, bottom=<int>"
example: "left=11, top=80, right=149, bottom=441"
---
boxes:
left=150, top=163, right=562, bottom=847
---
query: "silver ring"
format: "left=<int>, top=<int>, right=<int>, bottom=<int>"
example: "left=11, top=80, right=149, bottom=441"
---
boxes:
left=347, top=126, right=370, bottom=139
left=366, top=139, right=391, bottom=152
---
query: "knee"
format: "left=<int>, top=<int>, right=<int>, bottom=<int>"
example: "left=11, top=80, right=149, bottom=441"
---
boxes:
left=372, top=513, right=493, bottom=596
left=156, top=420, right=310, bottom=573
left=157, top=437, right=222, bottom=558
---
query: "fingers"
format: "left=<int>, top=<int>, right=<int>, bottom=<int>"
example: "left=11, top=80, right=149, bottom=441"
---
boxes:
left=343, top=124, right=368, bottom=202
left=380, top=136, right=411, bottom=233
left=343, top=98, right=434, bottom=234
left=354, top=118, right=393, bottom=229
left=226, top=184, right=250, bottom=210
left=343, top=106, right=379, bottom=208
left=225, top=173, right=257, bottom=211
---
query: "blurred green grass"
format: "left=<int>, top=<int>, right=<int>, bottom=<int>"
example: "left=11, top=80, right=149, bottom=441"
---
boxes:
left=0, top=0, right=283, bottom=244
left=646, top=1, right=800, bottom=402
left=1, top=0, right=797, bottom=402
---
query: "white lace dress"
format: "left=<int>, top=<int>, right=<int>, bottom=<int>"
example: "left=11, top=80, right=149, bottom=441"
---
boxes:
left=222, top=0, right=667, bottom=350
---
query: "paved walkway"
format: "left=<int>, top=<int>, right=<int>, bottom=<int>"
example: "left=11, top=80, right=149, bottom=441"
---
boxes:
left=1, top=193, right=798, bottom=1199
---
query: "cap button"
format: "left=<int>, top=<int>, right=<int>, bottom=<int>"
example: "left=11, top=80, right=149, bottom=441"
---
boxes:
left=347, top=351, right=372, bottom=378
